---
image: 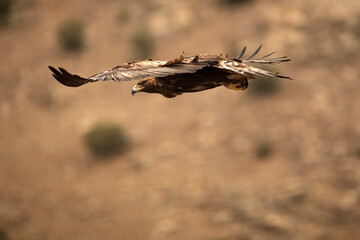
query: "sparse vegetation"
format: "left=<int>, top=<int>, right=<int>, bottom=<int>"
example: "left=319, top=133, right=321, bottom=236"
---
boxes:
left=84, top=122, right=130, bottom=158
left=0, top=229, right=8, bottom=240
left=248, top=66, right=281, bottom=97
left=355, top=146, right=360, bottom=159
left=57, top=19, right=85, bottom=51
left=218, top=0, right=252, bottom=6
left=0, top=0, right=12, bottom=25
left=130, top=27, right=154, bottom=59
left=254, top=139, right=273, bottom=159
left=117, top=6, right=130, bottom=23
left=355, top=16, right=360, bottom=38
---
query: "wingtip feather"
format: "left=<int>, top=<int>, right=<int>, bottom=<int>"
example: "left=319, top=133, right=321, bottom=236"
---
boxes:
left=244, top=45, right=262, bottom=60
left=236, top=46, right=247, bottom=60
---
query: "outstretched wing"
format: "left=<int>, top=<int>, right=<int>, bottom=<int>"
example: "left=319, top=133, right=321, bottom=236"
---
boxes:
left=49, top=56, right=212, bottom=87
left=49, top=47, right=291, bottom=87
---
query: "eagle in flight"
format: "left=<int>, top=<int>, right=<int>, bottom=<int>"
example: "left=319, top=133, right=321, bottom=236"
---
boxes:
left=49, top=45, right=291, bottom=98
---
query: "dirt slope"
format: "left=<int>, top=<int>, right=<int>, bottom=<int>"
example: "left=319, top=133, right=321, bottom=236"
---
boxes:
left=1, top=0, right=360, bottom=239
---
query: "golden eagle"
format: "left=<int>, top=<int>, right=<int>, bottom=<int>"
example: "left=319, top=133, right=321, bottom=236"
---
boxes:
left=49, top=45, right=291, bottom=98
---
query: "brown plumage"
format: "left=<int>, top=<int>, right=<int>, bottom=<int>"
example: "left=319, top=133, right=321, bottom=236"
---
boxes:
left=49, top=45, right=291, bottom=98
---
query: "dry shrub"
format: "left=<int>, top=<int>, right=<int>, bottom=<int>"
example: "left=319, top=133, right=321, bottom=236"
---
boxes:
left=0, top=0, right=12, bottom=25
left=248, top=66, right=281, bottom=97
left=0, top=229, right=8, bottom=240
left=218, top=0, right=252, bottom=6
left=57, top=19, right=85, bottom=52
left=254, top=139, right=273, bottom=159
left=355, top=146, right=360, bottom=159
left=130, top=27, right=154, bottom=59
left=117, top=5, right=130, bottom=23
left=84, top=122, right=130, bottom=158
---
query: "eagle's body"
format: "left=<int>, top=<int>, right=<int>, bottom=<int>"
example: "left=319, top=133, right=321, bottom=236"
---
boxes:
left=49, top=46, right=291, bottom=98
left=140, top=67, right=246, bottom=98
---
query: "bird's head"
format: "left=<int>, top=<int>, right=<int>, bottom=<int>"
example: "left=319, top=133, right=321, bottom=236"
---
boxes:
left=131, top=78, right=156, bottom=96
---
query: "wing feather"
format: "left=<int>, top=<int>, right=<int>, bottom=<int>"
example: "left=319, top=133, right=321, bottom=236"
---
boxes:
left=236, top=46, right=247, bottom=60
left=49, top=66, right=93, bottom=87
left=219, top=45, right=292, bottom=79
left=233, top=45, right=291, bottom=64
left=244, top=45, right=262, bottom=60
left=219, top=60, right=292, bottom=80
left=49, top=57, right=211, bottom=87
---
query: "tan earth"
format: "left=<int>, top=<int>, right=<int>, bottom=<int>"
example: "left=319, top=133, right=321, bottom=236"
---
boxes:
left=1, top=0, right=360, bottom=239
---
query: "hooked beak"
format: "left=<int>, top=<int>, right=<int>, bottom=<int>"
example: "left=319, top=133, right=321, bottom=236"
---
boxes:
left=131, top=85, right=144, bottom=96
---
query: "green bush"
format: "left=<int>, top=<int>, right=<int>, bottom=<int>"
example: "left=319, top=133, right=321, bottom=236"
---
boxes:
left=130, top=27, right=154, bottom=59
left=0, top=0, right=12, bottom=25
left=248, top=66, right=281, bottom=97
left=57, top=19, right=85, bottom=51
left=254, top=139, right=272, bottom=159
left=84, top=122, right=130, bottom=158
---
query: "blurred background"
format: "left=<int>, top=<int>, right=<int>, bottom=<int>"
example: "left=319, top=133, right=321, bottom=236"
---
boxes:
left=1, top=0, right=360, bottom=239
